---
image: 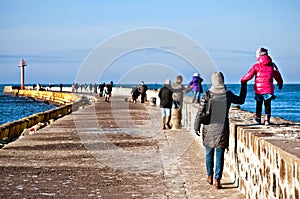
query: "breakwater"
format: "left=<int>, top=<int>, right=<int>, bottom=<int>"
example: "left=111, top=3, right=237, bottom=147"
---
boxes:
left=1, top=86, right=299, bottom=198
left=0, top=86, right=88, bottom=144
left=3, top=86, right=81, bottom=105
left=181, top=99, right=300, bottom=199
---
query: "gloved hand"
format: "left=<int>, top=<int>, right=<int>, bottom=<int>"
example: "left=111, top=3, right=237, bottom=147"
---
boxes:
left=241, top=82, right=247, bottom=87
left=277, top=84, right=283, bottom=90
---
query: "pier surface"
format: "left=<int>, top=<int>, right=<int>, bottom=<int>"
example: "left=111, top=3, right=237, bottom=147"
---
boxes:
left=0, top=96, right=244, bottom=198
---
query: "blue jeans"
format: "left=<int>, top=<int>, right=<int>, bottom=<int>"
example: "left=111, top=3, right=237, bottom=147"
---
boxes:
left=205, top=147, right=225, bottom=180
left=193, top=91, right=201, bottom=102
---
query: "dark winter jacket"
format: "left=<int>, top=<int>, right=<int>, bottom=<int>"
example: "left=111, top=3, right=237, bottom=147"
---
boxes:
left=131, top=86, right=139, bottom=98
left=158, top=85, right=173, bottom=109
left=194, top=84, right=247, bottom=148
left=139, top=84, right=148, bottom=94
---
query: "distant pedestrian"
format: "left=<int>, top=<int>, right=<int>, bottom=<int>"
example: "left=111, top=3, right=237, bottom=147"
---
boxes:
left=104, top=85, right=111, bottom=102
left=172, top=75, right=191, bottom=109
left=75, top=83, right=79, bottom=93
left=138, top=81, right=148, bottom=103
left=80, top=84, right=83, bottom=93
left=108, top=81, right=113, bottom=95
left=241, top=47, right=283, bottom=125
left=49, top=83, right=54, bottom=90
left=89, top=83, right=93, bottom=93
left=72, top=83, right=75, bottom=92
left=59, top=83, right=63, bottom=92
left=94, top=83, right=98, bottom=94
left=36, top=83, right=41, bottom=91
left=194, top=72, right=247, bottom=189
left=189, top=73, right=203, bottom=103
left=171, top=75, right=192, bottom=129
left=99, top=82, right=105, bottom=97
left=131, top=84, right=139, bottom=103
left=158, top=79, right=173, bottom=130
left=84, top=84, right=88, bottom=92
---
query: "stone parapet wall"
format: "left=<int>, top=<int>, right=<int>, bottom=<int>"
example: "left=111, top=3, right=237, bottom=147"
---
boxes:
left=3, top=86, right=81, bottom=105
left=1, top=87, right=88, bottom=144
left=181, top=99, right=300, bottom=199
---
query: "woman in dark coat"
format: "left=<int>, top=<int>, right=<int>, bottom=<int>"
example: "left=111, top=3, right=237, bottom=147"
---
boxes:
left=194, top=72, right=247, bottom=189
left=131, top=84, right=139, bottom=103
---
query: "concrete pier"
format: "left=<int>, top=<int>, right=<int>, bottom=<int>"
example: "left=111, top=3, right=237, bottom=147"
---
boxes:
left=1, top=87, right=87, bottom=143
left=0, top=95, right=244, bottom=198
left=1, top=87, right=299, bottom=198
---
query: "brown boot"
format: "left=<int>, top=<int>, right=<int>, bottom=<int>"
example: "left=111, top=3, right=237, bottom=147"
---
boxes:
left=214, top=179, right=222, bottom=189
left=207, top=176, right=213, bottom=185
left=166, top=116, right=172, bottom=129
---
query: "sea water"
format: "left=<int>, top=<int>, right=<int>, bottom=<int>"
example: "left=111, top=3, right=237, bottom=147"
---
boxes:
left=120, top=83, right=300, bottom=123
left=0, top=85, right=56, bottom=125
left=1, top=84, right=299, bottom=125
left=226, top=84, right=300, bottom=122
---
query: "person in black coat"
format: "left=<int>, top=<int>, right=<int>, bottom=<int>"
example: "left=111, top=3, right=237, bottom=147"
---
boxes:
left=158, top=79, right=173, bottom=130
left=131, top=84, right=139, bottom=103
left=194, top=72, right=247, bottom=189
left=138, top=81, right=148, bottom=103
left=99, top=82, right=105, bottom=97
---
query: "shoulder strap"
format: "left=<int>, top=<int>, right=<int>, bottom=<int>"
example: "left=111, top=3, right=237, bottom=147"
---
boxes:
left=206, top=91, right=211, bottom=115
left=272, top=62, right=278, bottom=70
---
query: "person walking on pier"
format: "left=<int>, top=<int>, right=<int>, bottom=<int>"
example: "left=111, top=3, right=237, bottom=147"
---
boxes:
left=89, top=83, right=93, bottom=93
left=84, top=83, right=88, bottom=92
left=59, top=83, right=63, bottom=92
left=189, top=73, right=203, bottom=103
left=94, top=83, right=98, bottom=94
left=241, top=47, right=283, bottom=125
left=172, top=75, right=191, bottom=129
left=108, top=81, right=113, bottom=95
left=104, top=85, right=111, bottom=102
left=131, top=84, right=139, bottom=103
left=158, top=79, right=173, bottom=130
left=194, top=72, right=247, bottom=189
left=80, top=84, right=83, bottom=93
left=75, top=83, right=79, bottom=93
left=99, top=82, right=105, bottom=97
left=138, top=81, right=148, bottom=103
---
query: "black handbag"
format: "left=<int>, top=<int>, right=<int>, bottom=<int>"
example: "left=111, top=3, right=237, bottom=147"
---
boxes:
left=194, top=91, right=211, bottom=135
left=199, top=91, right=211, bottom=125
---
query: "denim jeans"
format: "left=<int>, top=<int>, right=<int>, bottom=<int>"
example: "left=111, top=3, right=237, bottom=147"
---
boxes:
left=254, top=94, right=273, bottom=118
left=193, top=91, right=201, bottom=102
left=205, top=147, right=225, bottom=180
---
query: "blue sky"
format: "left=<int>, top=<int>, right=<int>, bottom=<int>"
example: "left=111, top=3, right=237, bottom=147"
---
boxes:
left=0, top=0, right=299, bottom=84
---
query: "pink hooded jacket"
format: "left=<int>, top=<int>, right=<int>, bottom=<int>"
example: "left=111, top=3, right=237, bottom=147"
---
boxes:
left=241, top=55, right=283, bottom=94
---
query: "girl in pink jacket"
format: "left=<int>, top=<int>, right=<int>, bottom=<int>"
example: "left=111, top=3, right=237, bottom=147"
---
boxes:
left=241, top=47, right=283, bottom=125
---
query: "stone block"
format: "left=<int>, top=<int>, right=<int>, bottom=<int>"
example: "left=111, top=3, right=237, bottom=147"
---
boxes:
left=280, top=158, right=286, bottom=181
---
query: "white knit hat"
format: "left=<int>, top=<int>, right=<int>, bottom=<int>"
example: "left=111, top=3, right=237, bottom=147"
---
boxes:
left=193, top=72, right=199, bottom=77
left=256, top=47, right=268, bottom=58
left=165, top=79, right=171, bottom=85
